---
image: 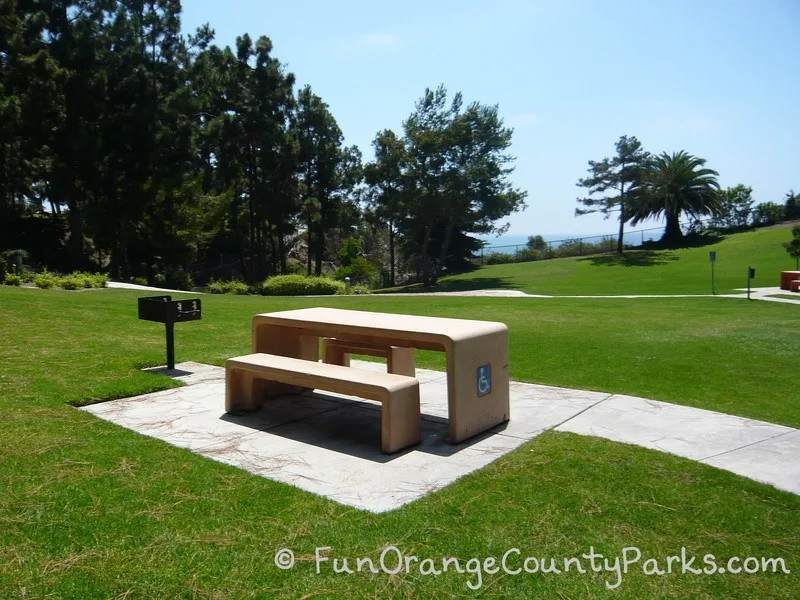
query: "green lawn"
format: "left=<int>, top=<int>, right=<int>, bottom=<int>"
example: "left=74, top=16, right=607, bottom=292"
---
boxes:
left=382, top=224, right=799, bottom=296
left=1, top=287, right=798, bottom=598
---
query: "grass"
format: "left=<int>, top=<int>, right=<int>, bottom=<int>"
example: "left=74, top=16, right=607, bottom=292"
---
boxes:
left=381, top=224, right=799, bottom=296
left=1, top=287, right=799, bottom=598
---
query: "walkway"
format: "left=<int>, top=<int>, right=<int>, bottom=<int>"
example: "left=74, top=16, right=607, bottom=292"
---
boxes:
left=81, top=361, right=799, bottom=513
left=381, top=286, right=800, bottom=303
left=106, top=281, right=800, bottom=304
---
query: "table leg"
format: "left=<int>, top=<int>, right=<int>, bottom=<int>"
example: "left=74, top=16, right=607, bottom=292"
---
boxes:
left=446, top=329, right=510, bottom=443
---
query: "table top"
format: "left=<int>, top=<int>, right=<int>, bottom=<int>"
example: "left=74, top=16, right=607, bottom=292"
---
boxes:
left=253, top=307, right=506, bottom=342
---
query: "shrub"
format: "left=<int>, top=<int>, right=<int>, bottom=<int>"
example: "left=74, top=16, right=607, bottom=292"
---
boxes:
left=334, top=257, right=378, bottom=283
left=207, top=279, right=250, bottom=295
left=20, top=268, right=35, bottom=283
left=34, top=272, right=57, bottom=289
left=752, top=202, right=786, bottom=226
left=0, top=256, right=6, bottom=282
left=4, top=273, right=22, bottom=286
left=260, top=274, right=345, bottom=296
left=49, top=271, right=108, bottom=290
left=554, top=237, right=615, bottom=258
left=350, top=284, right=372, bottom=295
left=285, top=260, right=307, bottom=275
left=133, top=276, right=149, bottom=286
left=58, top=274, right=84, bottom=290
left=334, top=283, right=372, bottom=296
left=0, top=249, right=30, bottom=274
left=163, top=268, right=194, bottom=291
left=485, top=252, right=516, bottom=265
left=87, top=272, right=109, bottom=288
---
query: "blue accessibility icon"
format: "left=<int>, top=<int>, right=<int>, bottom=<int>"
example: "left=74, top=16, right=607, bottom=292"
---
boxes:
left=477, top=364, right=491, bottom=397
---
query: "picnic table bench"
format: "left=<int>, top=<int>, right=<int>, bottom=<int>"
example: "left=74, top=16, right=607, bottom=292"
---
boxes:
left=225, top=353, right=421, bottom=453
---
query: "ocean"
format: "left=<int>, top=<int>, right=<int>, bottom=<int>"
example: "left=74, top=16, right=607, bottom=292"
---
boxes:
left=478, top=229, right=664, bottom=253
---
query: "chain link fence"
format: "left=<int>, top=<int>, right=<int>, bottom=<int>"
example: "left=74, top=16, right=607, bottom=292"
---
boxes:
left=473, top=221, right=711, bottom=266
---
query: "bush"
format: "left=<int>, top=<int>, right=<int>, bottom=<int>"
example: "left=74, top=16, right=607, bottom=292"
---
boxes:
left=0, top=256, right=6, bottom=282
left=207, top=279, right=250, bottom=295
left=20, top=268, right=35, bottom=283
left=88, top=272, right=109, bottom=288
left=752, top=202, right=786, bottom=226
left=58, top=274, right=84, bottom=290
left=285, top=260, right=306, bottom=275
left=4, top=272, right=22, bottom=286
left=34, top=272, right=57, bottom=289
left=334, top=257, right=378, bottom=283
left=485, top=252, right=516, bottom=265
left=349, top=284, right=372, bottom=295
left=260, top=274, right=345, bottom=296
left=163, top=267, right=194, bottom=291
left=133, top=276, right=149, bottom=286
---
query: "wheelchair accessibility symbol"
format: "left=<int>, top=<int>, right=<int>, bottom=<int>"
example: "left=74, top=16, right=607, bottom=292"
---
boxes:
left=476, top=364, right=491, bottom=397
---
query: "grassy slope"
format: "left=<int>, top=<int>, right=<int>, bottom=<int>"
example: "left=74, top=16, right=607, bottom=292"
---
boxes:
left=386, top=224, right=799, bottom=296
left=1, top=289, right=799, bottom=598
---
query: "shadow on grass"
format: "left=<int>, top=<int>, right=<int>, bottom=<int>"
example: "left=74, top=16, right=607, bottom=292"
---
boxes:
left=582, top=250, right=680, bottom=267
left=376, top=276, right=519, bottom=294
left=639, top=231, right=725, bottom=250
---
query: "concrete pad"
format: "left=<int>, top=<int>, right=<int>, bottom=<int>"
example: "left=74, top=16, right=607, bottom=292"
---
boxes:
left=556, top=394, right=794, bottom=461
left=702, top=430, right=800, bottom=494
left=501, top=382, right=610, bottom=440
left=199, top=408, right=527, bottom=512
left=143, top=361, right=224, bottom=386
left=80, top=361, right=800, bottom=512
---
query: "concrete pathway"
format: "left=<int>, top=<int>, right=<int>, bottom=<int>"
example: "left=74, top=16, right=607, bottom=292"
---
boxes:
left=105, top=280, right=800, bottom=304
left=80, top=361, right=800, bottom=513
left=106, top=281, right=204, bottom=294
left=383, top=286, right=800, bottom=303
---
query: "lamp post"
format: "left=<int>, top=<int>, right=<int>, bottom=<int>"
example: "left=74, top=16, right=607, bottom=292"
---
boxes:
left=709, top=251, right=716, bottom=295
left=747, top=267, right=755, bottom=300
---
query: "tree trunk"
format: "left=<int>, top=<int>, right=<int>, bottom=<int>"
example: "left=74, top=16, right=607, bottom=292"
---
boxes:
left=617, top=201, right=625, bottom=255
left=0, top=142, right=8, bottom=215
left=66, top=178, right=84, bottom=268
left=314, top=225, right=324, bottom=276
left=433, top=222, right=453, bottom=283
left=247, top=167, right=256, bottom=280
left=662, top=212, right=683, bottom=246
left=388, top=220, right=395, bottom=287
left=420, top=225, right=433, bottom=287
left=278, top=232, right=287, bottom=274
left=306, top=217, right=312, bottom=276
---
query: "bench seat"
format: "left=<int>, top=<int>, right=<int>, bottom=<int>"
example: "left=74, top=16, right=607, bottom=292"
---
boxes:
left=225, top=353, right=421, bottom=453
left=322, top=337, right=416, bottom=377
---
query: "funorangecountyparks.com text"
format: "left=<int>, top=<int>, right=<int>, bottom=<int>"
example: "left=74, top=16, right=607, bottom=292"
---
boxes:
left=272, top=545, right=790, bottom=591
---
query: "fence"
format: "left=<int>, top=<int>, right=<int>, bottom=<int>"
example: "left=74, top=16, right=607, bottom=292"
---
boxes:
left=474, top=222, right=700, bottom=266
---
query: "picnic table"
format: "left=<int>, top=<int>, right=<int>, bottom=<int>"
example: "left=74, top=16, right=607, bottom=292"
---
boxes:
left=780, top=271, right=800, bottom=290
left=251, top=307, right=510, bottom=443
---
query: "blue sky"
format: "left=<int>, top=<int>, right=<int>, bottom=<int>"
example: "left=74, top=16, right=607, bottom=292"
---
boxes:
left=181, top=0, right=799, bottom=238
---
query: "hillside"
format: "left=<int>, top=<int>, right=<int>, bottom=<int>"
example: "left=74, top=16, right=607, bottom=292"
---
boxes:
left=386, top=223, right=799, bottom=296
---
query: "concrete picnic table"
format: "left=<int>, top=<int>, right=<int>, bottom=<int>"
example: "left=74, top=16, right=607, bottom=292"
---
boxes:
left=251, top=307, right=510, bottom=443
left=779, top=271, right=800, bottom=290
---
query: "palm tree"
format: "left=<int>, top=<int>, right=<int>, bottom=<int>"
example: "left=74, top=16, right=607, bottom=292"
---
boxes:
left=629, top=151, right=721, bottom=245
